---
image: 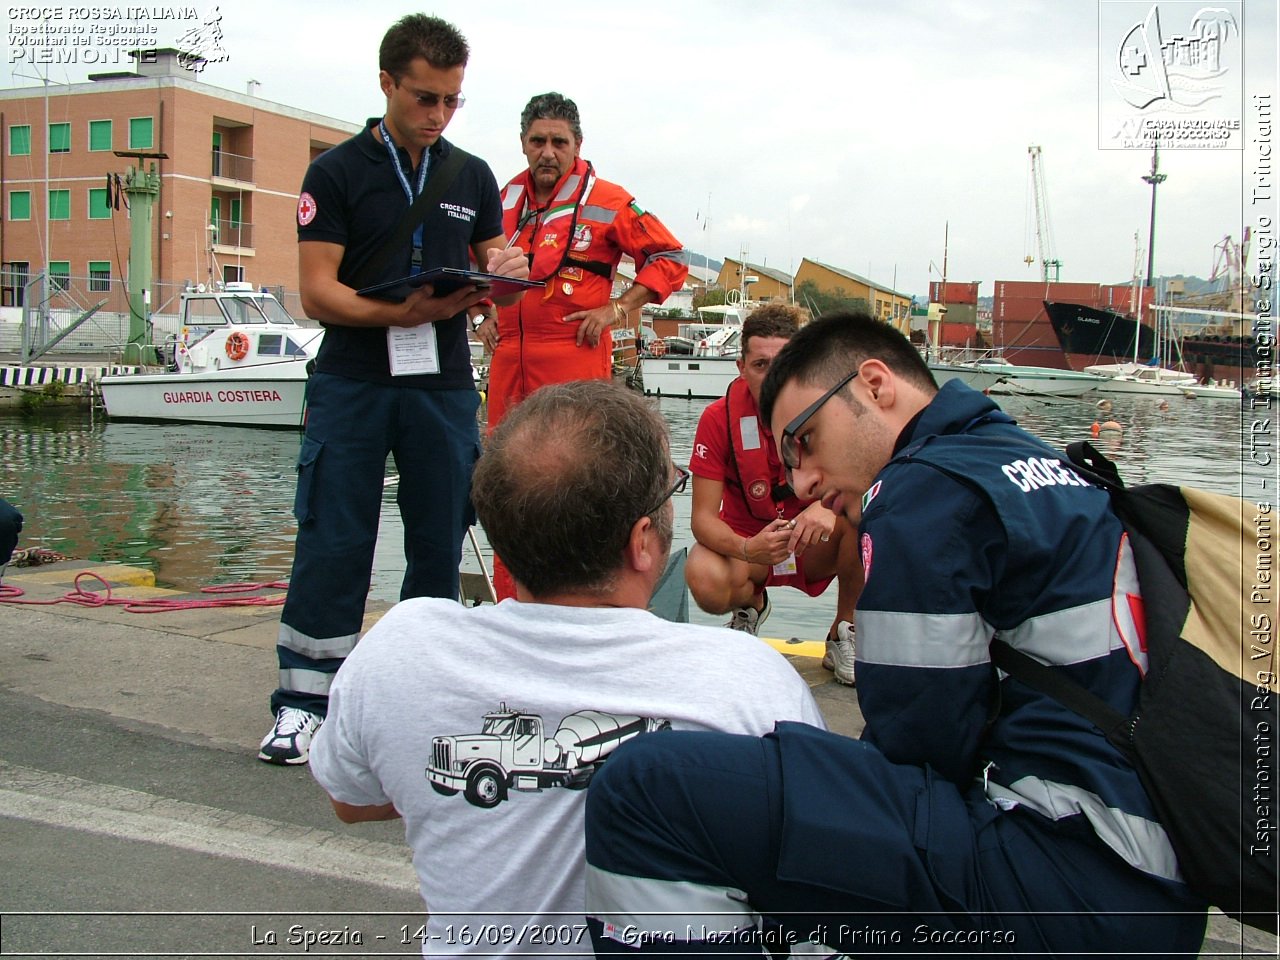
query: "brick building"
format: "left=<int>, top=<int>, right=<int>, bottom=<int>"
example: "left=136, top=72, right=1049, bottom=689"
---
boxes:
left=0, top=48, right=357, bottom=313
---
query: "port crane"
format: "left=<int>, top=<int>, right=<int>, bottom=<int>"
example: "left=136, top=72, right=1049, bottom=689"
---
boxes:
left=1024, top=145, right=1062, bottom=282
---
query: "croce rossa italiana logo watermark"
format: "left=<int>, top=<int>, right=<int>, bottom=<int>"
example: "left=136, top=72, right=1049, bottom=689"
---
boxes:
left=7, top=4, right=228, bottom=72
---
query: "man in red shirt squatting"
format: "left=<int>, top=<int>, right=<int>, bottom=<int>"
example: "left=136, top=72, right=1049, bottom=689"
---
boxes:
left=685, top=304, right=863, bottom=681
left=480, top=91, right=688, bottom=600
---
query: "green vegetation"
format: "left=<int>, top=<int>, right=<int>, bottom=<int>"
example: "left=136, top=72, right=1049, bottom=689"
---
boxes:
left=795, top=281, right=869, bottom=317
left=18, top=379, right=68, bottom=414
left=692, top=288, right=727, bottom=311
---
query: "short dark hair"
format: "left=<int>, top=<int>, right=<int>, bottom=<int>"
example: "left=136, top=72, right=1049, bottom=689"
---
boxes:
left=379, top=14, right=469, bottom=78
left=520, top=92, right=584, bottom=142
left=759, top=311, right=938, bottom=425
left=740, top=303, right=800, bottom=357
left=472, top=381, right=672, bottom=597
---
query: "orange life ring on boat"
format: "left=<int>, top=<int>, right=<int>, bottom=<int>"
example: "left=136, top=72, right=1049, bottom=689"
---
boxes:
left=650, top=338, right=668, bottom=357
left=225, top=331, right=250, bottom=361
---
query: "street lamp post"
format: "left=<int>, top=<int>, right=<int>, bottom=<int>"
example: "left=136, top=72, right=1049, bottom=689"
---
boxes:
left=1141, top=141, right=1167, bottom=289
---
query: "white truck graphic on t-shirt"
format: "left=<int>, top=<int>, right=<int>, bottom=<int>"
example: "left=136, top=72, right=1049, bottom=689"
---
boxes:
left=426, top=703, right=670, bottom=808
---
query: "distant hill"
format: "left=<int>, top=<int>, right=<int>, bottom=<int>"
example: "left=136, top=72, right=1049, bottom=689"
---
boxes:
left=682, top=250, right=723, bottom=274
left=1116, top=273, right=1218, bottom=296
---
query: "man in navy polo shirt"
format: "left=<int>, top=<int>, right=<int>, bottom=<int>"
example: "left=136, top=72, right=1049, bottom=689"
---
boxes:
left=261, top=14, right=529, bottom=765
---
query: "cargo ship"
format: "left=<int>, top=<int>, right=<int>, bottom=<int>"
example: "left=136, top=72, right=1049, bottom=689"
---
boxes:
left=988, top=280, right=1154, bottom=370
left=1044, top=300, right=1259, bottom=387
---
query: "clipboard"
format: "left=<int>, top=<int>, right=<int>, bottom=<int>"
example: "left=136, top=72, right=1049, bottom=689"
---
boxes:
left=356, top=266, right=544, bottom=301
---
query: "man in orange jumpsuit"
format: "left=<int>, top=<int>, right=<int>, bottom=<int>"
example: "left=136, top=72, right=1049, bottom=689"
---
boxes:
left=481, top=91, right=688, bottom=599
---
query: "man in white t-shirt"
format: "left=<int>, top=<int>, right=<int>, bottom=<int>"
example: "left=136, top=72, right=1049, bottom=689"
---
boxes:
left=309, top=379, right=824, bottom=955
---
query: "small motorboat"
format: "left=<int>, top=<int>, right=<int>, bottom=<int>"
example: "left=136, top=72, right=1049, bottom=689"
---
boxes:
left=99, top=283, right=323, bottom=429
left=967, top=356, right=1108, bottom=397
left=1083, top=362, right=1241, bottom=400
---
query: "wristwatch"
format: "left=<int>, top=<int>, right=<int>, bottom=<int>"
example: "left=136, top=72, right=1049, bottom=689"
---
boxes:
left=470, top=298, right=495, bottom=330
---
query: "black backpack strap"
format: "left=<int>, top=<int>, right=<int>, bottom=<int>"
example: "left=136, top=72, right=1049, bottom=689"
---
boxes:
left=990, top=638, right=1136, bottom=761
left=348, top=145, right=471, bottom=292
left=1065, top=440, right=1125, bottom=491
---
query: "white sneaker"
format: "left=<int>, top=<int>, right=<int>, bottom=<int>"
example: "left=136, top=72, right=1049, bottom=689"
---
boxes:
left=823, top=621, right=856, bottom=686
left=726, top=590, right=771, bottom=636
left=258, top=707, right=322, bottom=765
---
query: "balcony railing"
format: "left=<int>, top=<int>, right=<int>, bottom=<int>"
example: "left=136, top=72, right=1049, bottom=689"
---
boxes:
left=211, top=149, right=254, bottom=183
left=210, top=219, right=253, bottom=248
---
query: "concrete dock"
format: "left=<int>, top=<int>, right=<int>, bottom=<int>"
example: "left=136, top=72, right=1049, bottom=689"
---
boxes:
left=0, top=560, right=1270, bottom=957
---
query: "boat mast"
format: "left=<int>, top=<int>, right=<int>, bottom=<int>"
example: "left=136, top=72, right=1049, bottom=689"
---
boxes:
left=926, top=222, right=949, bottom=359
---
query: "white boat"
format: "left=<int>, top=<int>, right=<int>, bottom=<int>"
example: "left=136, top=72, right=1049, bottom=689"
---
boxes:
left=640, top=352, right=1014, bottom=401
left=640, top=354, right=740, bottom=399
left=640, top=315, right=744, bottom=399
left=99, top=283, right=323, bottom=428
left=1077, top=286, right=1242, bottom=401
left=1179, top=380, right=1244, bottom=401
left=968, top=356, right=1108, bottom=397
left=1083, top=362, right=1205, bottom=396
left=926, top=360, right=1006, bottom=393
left=1083, top=362, right=1242, bottom=400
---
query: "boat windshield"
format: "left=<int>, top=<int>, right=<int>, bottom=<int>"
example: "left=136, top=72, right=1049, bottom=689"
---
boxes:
left=223, top=295, right=295, bottom=325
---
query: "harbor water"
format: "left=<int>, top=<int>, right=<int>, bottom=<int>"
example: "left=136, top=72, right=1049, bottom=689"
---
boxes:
left=2, top=391, right=1273, bottom=641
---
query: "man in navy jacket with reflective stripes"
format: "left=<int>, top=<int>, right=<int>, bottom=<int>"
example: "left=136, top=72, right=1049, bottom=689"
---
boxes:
left=582, top=312, right=1207, bottom=957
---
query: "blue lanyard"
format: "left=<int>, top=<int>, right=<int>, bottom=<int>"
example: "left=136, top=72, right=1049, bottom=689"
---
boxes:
left=379, top=119, right=430, bottom=272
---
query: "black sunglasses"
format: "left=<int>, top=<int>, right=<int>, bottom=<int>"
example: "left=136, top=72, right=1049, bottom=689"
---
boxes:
left=780, top=369, right=860, bottom=483
left=403, top=86, right=466, bottom=109
left=640, top=464, right=690, bottom=519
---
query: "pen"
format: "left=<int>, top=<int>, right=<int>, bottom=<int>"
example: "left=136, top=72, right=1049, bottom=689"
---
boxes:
left=503, top=208, right=537, bottom=250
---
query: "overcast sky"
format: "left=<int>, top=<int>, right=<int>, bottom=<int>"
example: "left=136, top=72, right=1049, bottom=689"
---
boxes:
left=5, top=0, right=1276, bottom=298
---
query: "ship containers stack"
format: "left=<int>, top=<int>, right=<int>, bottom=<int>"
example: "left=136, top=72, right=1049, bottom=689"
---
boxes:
left=929, top=281, right=982, bottom=347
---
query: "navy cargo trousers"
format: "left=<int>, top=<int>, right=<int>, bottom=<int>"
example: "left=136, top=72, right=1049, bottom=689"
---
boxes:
left=584, top=724, right=1207, bottom=957
left=274, top=372, right=478, bottom=717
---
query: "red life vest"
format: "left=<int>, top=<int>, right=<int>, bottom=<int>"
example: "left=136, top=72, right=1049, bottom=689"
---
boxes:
left=723, top=377, right=800, bottom=523
left=500, top=157, right=614, bottom=283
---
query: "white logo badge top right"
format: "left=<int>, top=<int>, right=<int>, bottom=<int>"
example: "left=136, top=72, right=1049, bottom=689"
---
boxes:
left=1099, top=1, right=1244, bottom=150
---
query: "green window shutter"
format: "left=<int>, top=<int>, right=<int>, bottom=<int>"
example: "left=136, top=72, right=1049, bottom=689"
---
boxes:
left=89, top=120, right=112, bottom=151
left=9, top=125, right=31, bottom=156
left=129, top=117, right=154, bottom=150
left=49, top=123, right=70, bottom=153
left=88, top=261, right=111, bottom=292
left=49, top=190, right=70, bottom=220
left=48, top=261, right=70, bottom=291
left=9, top=191, right=31, bottom=220
left=88, top=188, right=110, bottom=219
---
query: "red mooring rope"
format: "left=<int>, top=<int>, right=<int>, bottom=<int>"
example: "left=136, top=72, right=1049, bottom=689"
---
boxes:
left=0, top=571, right=288, bottom=613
